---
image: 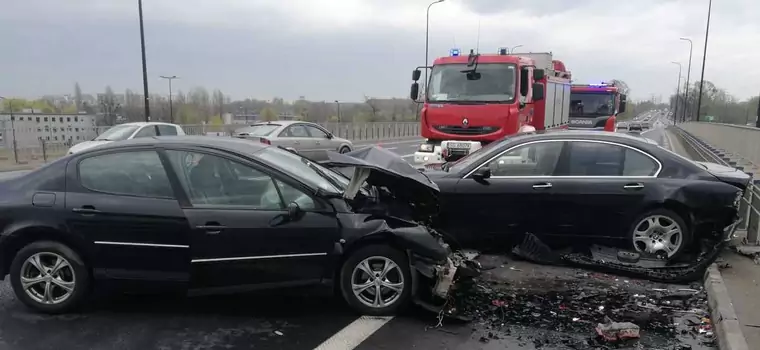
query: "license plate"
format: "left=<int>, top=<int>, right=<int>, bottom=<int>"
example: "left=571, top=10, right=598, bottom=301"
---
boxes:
left=448, top=142, right=470, bottom=149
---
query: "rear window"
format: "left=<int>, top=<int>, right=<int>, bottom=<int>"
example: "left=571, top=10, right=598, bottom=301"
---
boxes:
left=236, top=124, right=280, bottom=136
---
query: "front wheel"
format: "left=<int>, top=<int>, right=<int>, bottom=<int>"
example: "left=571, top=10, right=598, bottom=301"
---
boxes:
left=339, top=146, right=351, bottom=154
left=339, top=245, right=412, bottom=316
left=628, top=208, right=691, bottom=259
left=9, top=241, right=91, bottom=314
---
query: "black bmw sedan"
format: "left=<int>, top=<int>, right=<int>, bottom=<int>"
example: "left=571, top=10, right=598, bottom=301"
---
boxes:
left=0, top=136, right=467, bottom=315
left=420, top=131, right=748, bottom=258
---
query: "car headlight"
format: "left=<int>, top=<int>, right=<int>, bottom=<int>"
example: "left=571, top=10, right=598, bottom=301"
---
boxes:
left=419, top=144, right=434, bottom=152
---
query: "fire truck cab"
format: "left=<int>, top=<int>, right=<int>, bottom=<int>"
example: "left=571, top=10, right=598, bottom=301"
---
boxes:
left=568, top=82, right=627, bottom=132
left=409, top=48, right=572, bottom=165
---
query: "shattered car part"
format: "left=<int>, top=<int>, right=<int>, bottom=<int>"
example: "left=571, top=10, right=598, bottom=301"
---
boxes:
left=595, top=317, right=641, bottom=342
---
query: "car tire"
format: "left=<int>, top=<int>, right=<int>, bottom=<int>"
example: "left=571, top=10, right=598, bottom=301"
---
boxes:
left=9, top=241, right=91, bottom=314
left=339, top=146, right=351, bottom=154
left=627, top=208, right=691, bottom=260
left=339, top=244, right=412, bottom=316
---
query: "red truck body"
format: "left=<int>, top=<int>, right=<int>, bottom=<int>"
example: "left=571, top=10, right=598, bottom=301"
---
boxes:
left=568, top=83, right=627, bottom=132
left=410, top=49, right=572, bottom=163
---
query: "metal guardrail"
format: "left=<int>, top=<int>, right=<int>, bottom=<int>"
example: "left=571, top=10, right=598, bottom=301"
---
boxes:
left=672, top=126, right=760, bottom=244
left=0, top=122, right=421, bottom=168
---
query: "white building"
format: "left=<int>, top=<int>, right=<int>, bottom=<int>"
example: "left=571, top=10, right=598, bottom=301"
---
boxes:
left=0, top=113, right=98, bottom=148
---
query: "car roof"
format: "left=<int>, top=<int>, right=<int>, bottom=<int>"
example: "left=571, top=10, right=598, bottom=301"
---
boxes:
left=514, top=130, right=657, bottom=147
left=81, top=135, right=269, bottom=155
left=116, top=122, right=180, bottom=127
left=250, top=120, right=313, bottom=127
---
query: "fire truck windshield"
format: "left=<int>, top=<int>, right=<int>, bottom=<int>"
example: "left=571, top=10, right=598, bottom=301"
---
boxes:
left=427, top=63, right=516, bottom=103
left=570, top=92, right=616, bottom=117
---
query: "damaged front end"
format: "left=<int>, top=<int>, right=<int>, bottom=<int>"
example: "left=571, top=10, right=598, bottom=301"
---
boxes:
left=321, top=147, right=482, bottom=316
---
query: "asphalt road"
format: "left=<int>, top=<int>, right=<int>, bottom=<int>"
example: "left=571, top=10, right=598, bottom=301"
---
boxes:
left=0, top=125, right=695, bottom=350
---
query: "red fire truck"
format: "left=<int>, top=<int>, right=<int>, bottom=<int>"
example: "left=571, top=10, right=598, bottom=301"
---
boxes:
left=409, top=48, right=572, bottom=164
left=568, top=82, right=627, bottom=132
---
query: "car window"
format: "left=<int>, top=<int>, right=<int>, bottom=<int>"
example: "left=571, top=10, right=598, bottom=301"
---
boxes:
left=623, top=149, right=659, bottom=176
left=305, top=125, right=328, bottom=138
left=79, top=151, right=174, bottom=198
left=165, top=150, right=313, bottom=209
left=157, top=125, right=178, bottom=136
left=94, top=125, right=140, bottom=141
left=133, top=126, right=158, bottom=138
left=281, top=124, right=310, bottom=138
left=563, top=141, right=626, bottom=176
left=485, top=141, right=564, bottom=177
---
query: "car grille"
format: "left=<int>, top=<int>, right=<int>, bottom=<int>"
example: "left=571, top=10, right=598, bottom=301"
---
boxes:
left=433, top=125, right=499, bottom=135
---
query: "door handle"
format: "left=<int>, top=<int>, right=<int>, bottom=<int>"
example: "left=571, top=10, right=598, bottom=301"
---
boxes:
left=72, top=206, right=101, bottom=215
left=532, top=182, right=552, bottom=189
left=294, top=141, right=300, bottom=145
left=196, top=223, right=227, bottom=235
left=623, top=183, right=645, bottom=190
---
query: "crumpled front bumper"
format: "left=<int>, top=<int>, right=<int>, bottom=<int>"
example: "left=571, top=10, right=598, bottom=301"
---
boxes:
left=411, top=250, right=481, bottom=301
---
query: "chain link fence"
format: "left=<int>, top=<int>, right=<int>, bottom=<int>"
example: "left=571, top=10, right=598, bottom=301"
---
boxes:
left=0, top=122, right=421, bottom=169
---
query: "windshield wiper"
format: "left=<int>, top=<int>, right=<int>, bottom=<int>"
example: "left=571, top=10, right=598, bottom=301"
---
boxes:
left=460, top=49, right=481, bottom=80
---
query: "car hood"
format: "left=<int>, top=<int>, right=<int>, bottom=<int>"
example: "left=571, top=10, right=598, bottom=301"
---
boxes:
left=318, top=146, right=439, bottom=215
left=67, top=140, right=113, bottom=154
left=696, top=161, right=752, bottom=190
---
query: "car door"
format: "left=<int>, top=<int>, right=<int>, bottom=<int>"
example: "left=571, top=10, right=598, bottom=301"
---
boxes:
left=64, top=148, right=191, bottom=286
left=277, top=124, right=315, bottom=151
left=304, top=124, right=335, bottom=152
left=550, top=140, right=662, bottom=239
left=161, top=149, right=340, bottom=290
left=447, top=140, right=565, bottom=250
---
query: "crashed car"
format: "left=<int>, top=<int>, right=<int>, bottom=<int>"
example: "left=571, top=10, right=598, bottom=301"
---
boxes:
left=325, top=132, right=747, bottom=263
left=0, top=136, right=474, bottom=315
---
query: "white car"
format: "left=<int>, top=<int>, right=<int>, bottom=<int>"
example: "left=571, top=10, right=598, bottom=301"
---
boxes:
left=67, top=122, right=185, bottom=154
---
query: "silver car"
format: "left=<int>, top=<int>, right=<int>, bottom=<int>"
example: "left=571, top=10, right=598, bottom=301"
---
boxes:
left=233, top=120, right=353, bottom=155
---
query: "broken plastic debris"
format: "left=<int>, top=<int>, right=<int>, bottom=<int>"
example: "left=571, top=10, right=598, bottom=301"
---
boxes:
left=595, top=316, right=641, bottom=342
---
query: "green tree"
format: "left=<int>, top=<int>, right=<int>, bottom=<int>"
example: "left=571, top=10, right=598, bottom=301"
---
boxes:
left=260, top=107, right=277, bottom=121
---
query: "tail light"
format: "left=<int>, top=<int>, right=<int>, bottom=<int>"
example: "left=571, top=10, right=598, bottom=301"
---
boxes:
left=259, top=138, right=271, bottom=145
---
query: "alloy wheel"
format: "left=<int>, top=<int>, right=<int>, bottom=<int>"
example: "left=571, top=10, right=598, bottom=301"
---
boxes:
left=20, top=252, right=77, bottom=305
left=632, top=215, right=683, bottom=258
left=350, top=256, right=405, bottom=309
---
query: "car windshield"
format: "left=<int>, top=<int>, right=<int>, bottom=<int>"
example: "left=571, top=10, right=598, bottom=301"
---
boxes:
left=94, top=125, right=140, bottom=141
left=257, top=147, right=349, bottom=193
left=446, top=137, right=513, bottom=173
left=236, top=124, right=280, bottom=136
left=570, top=92, right=615, bottom=117
left=427, top=63, right=516, bottom=103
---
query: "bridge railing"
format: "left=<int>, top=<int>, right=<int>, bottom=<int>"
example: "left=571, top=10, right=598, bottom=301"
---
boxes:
left=672, top=123, right=760, bottom=245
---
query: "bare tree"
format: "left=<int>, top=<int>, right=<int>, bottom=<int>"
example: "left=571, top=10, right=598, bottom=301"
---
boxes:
left=364, top=95, right=380, bottom=120
left=74, top=82, right=83, bottom=112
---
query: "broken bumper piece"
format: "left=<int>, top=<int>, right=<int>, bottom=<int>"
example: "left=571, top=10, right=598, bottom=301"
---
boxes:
left=412, top=251, right=481, bottom=320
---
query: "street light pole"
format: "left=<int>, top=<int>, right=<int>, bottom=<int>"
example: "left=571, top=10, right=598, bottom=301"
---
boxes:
left=425, top=0, right=445, bottom=93
left=509, top=45, right=523, bottom=54
left=695, top=0, right=712, bottom=122
left=138, top=0, right=151, bottom=122
left=679, top=38, right=693, bottom=122
left=160, top=75, right=178, bottom=123
left=671, top=62, right=682, bottom=125
left=334, top=100, right=341, bottom=122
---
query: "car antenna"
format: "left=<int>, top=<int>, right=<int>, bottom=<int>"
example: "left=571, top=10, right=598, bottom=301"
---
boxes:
left=461, top=49, right=481, bottom=80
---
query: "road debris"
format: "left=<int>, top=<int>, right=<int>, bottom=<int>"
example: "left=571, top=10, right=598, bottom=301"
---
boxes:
left=595, top=316, right=640, bottom=342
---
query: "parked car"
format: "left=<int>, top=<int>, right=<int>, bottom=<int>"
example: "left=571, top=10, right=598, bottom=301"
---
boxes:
left=67, top=122, right=185, bottom=154
left=233, top=121, right=353, bottom=156
left=642, top=121, right=651, bottom=129
left=391, top=131, right=747, bottom=259
left=628, top=122, right=643, bottom=132
left=0, top=136, right=465, bottom=315
left=616, top=122, right=629, bottom=130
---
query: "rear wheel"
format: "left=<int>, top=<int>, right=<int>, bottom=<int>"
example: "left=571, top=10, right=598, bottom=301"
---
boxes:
left=339, top=146, right=351, bottom=154
left=628, top=208, right=690, bottom=259
left=9, top=241, right=90, bottom=314
left=339, top=245, right=412, bottom=316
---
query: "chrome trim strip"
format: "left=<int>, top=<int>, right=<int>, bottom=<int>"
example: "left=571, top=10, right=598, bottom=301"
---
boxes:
left=191, top=252, right=328, bottom=263
left=464, top=139, right=663, bottom=179
left=94, top=241, right=189, bottom=249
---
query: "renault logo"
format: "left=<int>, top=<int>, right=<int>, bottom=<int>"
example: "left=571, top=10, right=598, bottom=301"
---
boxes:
left=462, top=118, right=469, bottom=127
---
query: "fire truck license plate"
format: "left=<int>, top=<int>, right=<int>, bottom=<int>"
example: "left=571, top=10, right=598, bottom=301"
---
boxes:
left=448, top=142, right=470, bottom=149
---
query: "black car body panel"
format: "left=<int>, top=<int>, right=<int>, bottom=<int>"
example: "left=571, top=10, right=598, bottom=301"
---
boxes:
left=0, top=137, right=463, bottom=303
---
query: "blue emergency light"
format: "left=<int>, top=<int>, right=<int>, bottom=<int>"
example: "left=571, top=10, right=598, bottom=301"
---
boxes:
left=450, top=48, right=461, bottom=57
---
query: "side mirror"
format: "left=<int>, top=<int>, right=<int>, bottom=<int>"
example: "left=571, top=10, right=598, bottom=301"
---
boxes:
left=532, top=83, right=545, bottom=101
left=533, top=69, right=545, bottom=80
left=410, top=82, right=420, bottom=100
left=287, top=201, right=301, bottom=219
left=412, top=69, right=421, bottom=81
left=325, top=133, right=333, bottom=139
left=619, top=101, right=627, bottom=114
left=472, top=166, right=491, bottom=180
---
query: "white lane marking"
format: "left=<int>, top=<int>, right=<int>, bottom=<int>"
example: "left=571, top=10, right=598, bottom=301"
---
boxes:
left=663, top=128, right=675, bottom=151
left=383, top=147, right=398, bottom=150
left=313, top=316, right=394, bottom=350
left=402, top=153, right=415, bottom=158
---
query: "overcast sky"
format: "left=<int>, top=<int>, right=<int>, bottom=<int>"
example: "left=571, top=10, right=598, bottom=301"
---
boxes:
left=1, top=0, right=758, bottom=102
